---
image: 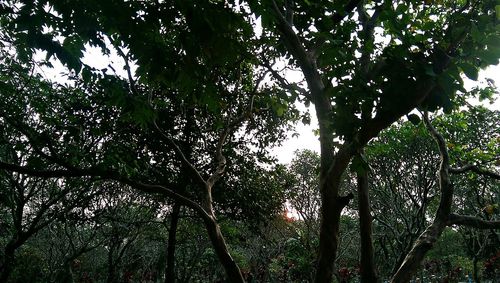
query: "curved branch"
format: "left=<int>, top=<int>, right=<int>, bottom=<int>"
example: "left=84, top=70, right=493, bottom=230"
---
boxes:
left=356, top=79, right=437, bottom=148
left=115, top=46, right=137, bottom=96
left=206, top=128, right=229, bottom=188
left=423, top=112, right=450, bottom=168
left=260, top=58, right=308, bottom=98
left=391, top=113, right=454, bottom=283
left=0, top=161, right=214, bottom=223
left=117, top=178, right=213, bottom=223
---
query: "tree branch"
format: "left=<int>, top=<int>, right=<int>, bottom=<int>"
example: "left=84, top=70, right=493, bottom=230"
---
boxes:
left=206, top=128, right=229, bottom=188
left=0, top=161, right=214, bottom=223
left=423, top=112, right=450, bottom=168
left=115, top=46, right=137, bottom=96
left=0, top=161, right=103, bottom=178
left=357, top=3, right=382, bottom=76
left=260, top=57, right=308, bottom=98
left=153, top=121, right=207, bottom=188
left=450, top=164, right=500, bottom=180
left=447, top=213, right=500, bottom=229
left=270, top=0, right=324, bottom=95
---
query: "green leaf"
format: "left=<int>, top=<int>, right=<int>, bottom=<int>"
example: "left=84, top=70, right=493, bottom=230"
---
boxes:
left=276, top=105, right=285, bottom=117
left=478, top=49, right=500, bottom=65
left=396, top=4, right=407, bottom=14
left=301, top=115, right=311, bottom=125
left=470, top=23, right=481, bottom=42
left=459, top=63, right=479, bottom=81
left=81, top=67, right=92, bottom=82
left=485, top=36, right=500, bottom=48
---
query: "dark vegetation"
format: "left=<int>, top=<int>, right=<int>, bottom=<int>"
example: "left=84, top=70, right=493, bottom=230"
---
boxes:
left=0, top=0, right=499, bottom=282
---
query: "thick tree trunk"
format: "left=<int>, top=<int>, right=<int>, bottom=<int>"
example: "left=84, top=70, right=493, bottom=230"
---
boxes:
left=313, top=104, right=353, bottom=283
left=315, top=200, right=342, bottom=282
left=0, top=235, right=26, bottom=283
left=390, top=242, right=413, bottom=277
left=357, top=168, right=378, bottom=283
left=107, top=265, right=117, bottom=283
left=165, top=203, right=181, bottom=283
left=203, top=215, right=245, bottom=283
left=107, top=264, right=117, bottom=283
left=65, top=262, right=74, bottom=283
left=312, top=81, right=341, bottom=283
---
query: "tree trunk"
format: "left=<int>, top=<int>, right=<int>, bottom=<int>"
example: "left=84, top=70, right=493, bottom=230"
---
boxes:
left=107, top=241, right=118, bottom=283
left=165, top=203, right=181, bottom=283
left=391, top=221, right=447, bottom=283
left=0, top=235, right=26, bottom=283
left=391, top=114, right=452, bottom=283
left=0, top=243, right=16, bottom=282
left=314, top=145, right=353, bottom=283
left=390, top=243, right=414, bottom=277
left=473, top=257, right=480, bottom=283
left=107, top=265, right=117, bottom=283
left=202, top=215, right=245, bottom=283
left=315, top=201, right=342, bottom=283
left=357, top=167, right=379, bottom=283
left=55, top=260, right=75, bottom=283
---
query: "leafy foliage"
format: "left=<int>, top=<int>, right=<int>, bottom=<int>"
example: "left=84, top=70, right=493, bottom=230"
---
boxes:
left=1, top=0, right=500, bottom=282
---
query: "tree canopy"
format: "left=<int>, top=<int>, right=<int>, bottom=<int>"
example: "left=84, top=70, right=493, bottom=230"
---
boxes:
left=1, top=0, right=500, bottom=282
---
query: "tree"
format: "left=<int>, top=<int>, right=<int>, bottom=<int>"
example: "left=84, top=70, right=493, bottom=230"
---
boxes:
left=355, top=151, right=378, bottom=282
left=280, top=149, right=321, bottom=281
left=438, top=106, right=500, bottom=282
left=0, top=169, right=101, bottom=281
left=0, top=2, right=296, bottom=281
left=364, top=107, right=499, bottom=281
left=1, top=1, right=500, bottom=282
left=376, top=109, right=499, bottom=282
left=367, top=123, right=439, bottom=276
left=287, top=150, right=321, bottom=244
left=247, top=0, right=500, bottom=281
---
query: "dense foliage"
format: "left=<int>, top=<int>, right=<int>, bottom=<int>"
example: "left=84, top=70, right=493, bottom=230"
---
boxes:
left=0, top=0, right=499, bottom=282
